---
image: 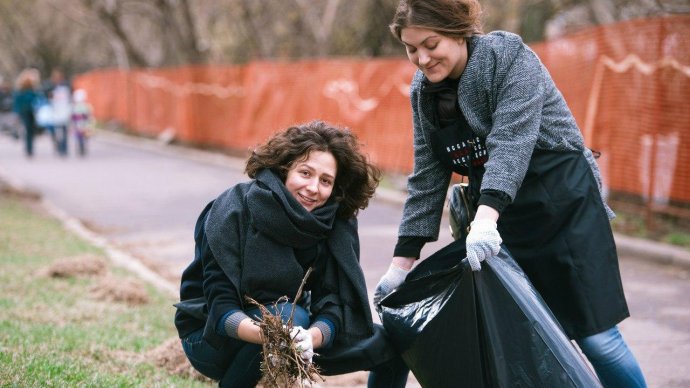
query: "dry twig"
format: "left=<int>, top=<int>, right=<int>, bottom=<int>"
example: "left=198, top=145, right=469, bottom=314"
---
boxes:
left=245, top=267, right=324, bottom=387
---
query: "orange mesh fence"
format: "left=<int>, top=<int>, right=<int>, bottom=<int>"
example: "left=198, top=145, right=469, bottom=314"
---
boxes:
left=75, top=59, right=418, bottom=173
left=74, top=15, right=690, bottom=218
left=531, top=15, right=690, bottom=217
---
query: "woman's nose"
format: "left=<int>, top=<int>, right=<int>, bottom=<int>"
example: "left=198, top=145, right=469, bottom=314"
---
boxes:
left=306, top=179, right=319, bottom=193
left=418, top=51, right=430, bottom=66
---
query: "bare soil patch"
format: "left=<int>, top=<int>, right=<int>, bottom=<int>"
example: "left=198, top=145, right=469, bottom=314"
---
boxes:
left=147, top=336, right=210, bottom=381
left=41, top=254, right=108, bottom=278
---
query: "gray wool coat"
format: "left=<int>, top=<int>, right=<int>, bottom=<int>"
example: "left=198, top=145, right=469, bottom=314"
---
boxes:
left=399, top=31, right=614, bottom=241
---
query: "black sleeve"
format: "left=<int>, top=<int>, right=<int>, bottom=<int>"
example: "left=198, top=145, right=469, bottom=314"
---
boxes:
left=308, top=252, right=343, bottom=342
left=393, top=236, right=433, bottom=259
left=478, top=189, right=512, bottom=214
left=200, top=208, right=244, bottom=334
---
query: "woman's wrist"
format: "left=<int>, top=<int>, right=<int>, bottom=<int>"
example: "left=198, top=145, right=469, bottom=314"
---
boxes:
left=392, top=256, right=415, bottom=270
left=309, top=327, right=324, bottom=349
left=474, top=204, right=499, bottom=223
left=237, top=317, right=263, bottom=344
left=238, top=317, right=326, bottom=348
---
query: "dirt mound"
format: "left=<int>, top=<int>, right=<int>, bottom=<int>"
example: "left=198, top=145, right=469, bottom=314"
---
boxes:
left=90, top=275, right=150, bottom=305
left=147, top=336, right=209, bottom=381
left=42, top=254, right=108, bottom=278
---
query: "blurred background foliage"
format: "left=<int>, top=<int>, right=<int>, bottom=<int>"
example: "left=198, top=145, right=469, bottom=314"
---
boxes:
left=0, top=0, right=687, bottom=81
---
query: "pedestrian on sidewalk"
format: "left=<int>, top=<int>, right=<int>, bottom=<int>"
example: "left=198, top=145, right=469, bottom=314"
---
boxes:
left=374, top=1, right=647, bottom=387
left=38, top=69, right=71, bottom=155
left=70, top=89, right=94, bottom=157
left=0, top=75, right=20, bottom=139
left=175, top=121, right=408, bottom=387
left=45, top=71, right=72, bottom=157
left=11, top=69, right=41, bottom=158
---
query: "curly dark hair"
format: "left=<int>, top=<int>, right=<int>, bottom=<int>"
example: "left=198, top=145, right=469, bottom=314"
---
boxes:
left=245, top=121, right=382, bottom=219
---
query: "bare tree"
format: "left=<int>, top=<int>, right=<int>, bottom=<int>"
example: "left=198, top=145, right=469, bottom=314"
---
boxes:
left=0, top=0, right=37, bottom=75
left=294, top=0, right=340, bottom=56
left=234, top=0, right=282, bottom=60
left=80, top=0, right=149, bottom=67
left=356, top=0, right=403, bottom=57
left=152, top=0, right=208, bottom=65
left=0, top=0, right=674, bottom=80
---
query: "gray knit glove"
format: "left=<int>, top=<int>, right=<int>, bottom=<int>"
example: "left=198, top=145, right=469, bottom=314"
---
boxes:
left=373, top=265, right=411, bottom=307
left=465, top=219, right=502, bottom=271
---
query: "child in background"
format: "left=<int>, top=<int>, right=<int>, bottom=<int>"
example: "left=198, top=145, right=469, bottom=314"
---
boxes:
left=70, top=89, right=93, bottom=156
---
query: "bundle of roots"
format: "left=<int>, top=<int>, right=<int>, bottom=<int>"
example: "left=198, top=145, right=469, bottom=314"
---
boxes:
left=246, top=267, right=324, bottom=387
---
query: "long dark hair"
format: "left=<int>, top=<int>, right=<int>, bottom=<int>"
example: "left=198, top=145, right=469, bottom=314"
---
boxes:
left=245, top=121, right=381, bottom=219
left=390, top=0, right=483, bottom=41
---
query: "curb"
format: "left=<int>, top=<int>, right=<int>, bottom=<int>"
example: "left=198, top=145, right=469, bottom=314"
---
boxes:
left=0, top=165, right=179, bottom=299
left=41, top=199, right=179, bottom=298
left=614, top=233, right=690, bottom=271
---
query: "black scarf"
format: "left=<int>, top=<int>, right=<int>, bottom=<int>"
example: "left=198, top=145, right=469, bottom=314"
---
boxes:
left=248, top=169, right=338, bottom=249
left=207, top=169, right=373, bottom=343
left=422, top=77, right=461, bottom=127
left=241, top=169, right=339, bottom=303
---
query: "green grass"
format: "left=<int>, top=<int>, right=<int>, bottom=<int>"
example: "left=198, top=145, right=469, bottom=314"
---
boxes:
left=0, top=195, right=208, bottom=387
left=610, top=207, right=690, bottom=249
left=664, top=232, right=690, bottom=247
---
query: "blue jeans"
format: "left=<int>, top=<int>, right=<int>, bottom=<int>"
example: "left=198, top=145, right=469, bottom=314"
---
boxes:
left=53, top=124, right=68, bottom=155
left=576, top=326, right=647, bottom=388
left=181, top=304, right=407, bottom=388
left=19, top=115, right=35, bottom=156
left=75, top=131, right=88, bottom=156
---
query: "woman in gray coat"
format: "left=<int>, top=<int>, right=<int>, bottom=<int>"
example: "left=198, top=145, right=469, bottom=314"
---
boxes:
left=374, top=1, right=647, bottom=387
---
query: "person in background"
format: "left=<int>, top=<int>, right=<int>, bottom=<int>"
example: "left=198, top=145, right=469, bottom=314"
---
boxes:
left=12, top=68, right=41, bottom=158
left=175, top=121, right=409, bottom=387
left=373, top=1, right=647, bottom=387
left=49, top=79, right=72, bottom=156
left=70, top=89, right=94, bottom=157
left=41, top=69, right=72, bottom=156
left=42, top=69, right=71, bottom=97
left=0, top=75, right=20, bottom=139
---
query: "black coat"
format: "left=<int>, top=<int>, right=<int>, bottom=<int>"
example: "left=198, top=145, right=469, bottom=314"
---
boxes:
left=175, top=171, right=396, bottom=373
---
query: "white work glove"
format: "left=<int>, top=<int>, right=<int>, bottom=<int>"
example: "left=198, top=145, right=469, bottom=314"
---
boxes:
left=465, top=219, right=502, bottom=271
left=373, top=264, right=411, bottom=307
left=290, top=326, right=314, bottom=363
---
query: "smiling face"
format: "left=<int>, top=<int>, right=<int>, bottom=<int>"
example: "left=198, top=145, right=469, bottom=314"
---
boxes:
left=400, top=27, right=468, bottom=82
left=285, top=150, right=338, bottom=212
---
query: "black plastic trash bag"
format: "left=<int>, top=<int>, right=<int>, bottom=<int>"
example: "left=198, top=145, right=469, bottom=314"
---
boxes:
left=378, top=239, right=601, bottom=388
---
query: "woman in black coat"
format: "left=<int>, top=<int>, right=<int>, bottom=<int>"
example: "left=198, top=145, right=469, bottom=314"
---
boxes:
left=175, top=121, right=408, bottom=387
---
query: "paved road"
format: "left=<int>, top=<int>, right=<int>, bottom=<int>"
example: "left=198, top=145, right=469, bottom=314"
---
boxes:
left=1, top=132, right=688, bottom=387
